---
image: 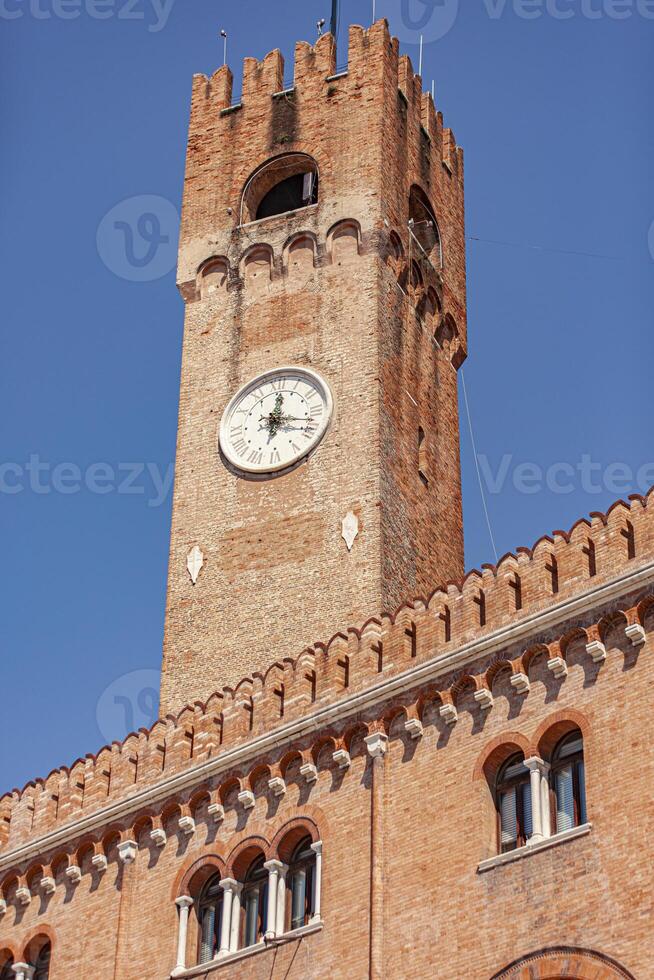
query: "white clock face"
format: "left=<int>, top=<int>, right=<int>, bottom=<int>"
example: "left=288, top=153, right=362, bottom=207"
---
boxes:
left=219, top=366, right=333, bottom=475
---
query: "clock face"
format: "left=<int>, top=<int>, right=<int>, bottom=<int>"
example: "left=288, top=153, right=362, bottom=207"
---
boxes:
left=219, top=366, right=333, bottom=475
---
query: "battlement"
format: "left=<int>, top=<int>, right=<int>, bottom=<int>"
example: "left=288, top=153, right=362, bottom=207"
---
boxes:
left=2, top=487, right=652, bottom=859
left=178, top=19, right=463, bottom=282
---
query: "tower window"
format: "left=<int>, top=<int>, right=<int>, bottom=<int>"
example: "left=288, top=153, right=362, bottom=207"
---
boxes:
left=256, top=172, right=317, bottom=221
left=496, top=754, right=532, bottom=853
left=288, top=835, right=317, bottom=930
left=551, top=730, right=586, bottom=833
left=240, top=153, right=319, bottom=224
left=197, top=873, right=223, bottom=964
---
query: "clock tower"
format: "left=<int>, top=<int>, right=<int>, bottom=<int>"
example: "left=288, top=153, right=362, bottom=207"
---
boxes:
left=160, top=20, right=467, bottom=713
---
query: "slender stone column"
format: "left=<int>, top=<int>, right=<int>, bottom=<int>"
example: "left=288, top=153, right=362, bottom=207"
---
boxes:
left=365, top=732, right=388, bottom=980
left=263, top=860, right=283, bottom=939
left=276, top=863, right=288, bottom=935
left=540, top=761, right=552, bottom=838
left=310, top=840, right=323, bottom=923
left=525, top=757, right=548, bottom=843
left=12, top=966, right=35, bottom=980
left=228, top=883, right=243, bottom=953
left=218, top=879, right=238, bottom=956
left=174, top=896, right=194, bottom=972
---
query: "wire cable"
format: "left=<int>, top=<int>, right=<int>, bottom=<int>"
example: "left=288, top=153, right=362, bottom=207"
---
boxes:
left=461, top=368, right=499, bottom=563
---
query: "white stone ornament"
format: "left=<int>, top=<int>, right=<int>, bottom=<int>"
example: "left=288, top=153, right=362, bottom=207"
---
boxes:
left=405, top=718, right=424, bottom=739
left=439, top=703, right=458, bottom=725
left=474, top=688, right=494, bottom=711
left=586, top=640, right=607, bottom=663
left=625, top=623, right=646, bottom=647
left=219, top=366, right=333, bottom=475
left=268, top=777, right=286, bottom=797
left=238, top=790, right=255, bottom=810
left=300, top=763, right=318, bottom=783
left=16, top=886, right=31, bottom=906
left=150, top=828, right=167, bottom=848
left=92, top=854, right=108, bottom=873
left=332, top=749, right=351, bottom=770
left=178, top=815, right=196, bottom=836
left=118, top=840, right=137, bottom=864
left=510, top=672, right=530, bottom=695
left=40, top=876, right=56, bottom=895
left=186, top=546, right=204, bottom=585
left=208, top=802, right=225, bottom=823
left=547, top=657, right=568, bottom=679
left=342, top=511, right=359, bottom=552
left=65, top=865, right=82, bottom=884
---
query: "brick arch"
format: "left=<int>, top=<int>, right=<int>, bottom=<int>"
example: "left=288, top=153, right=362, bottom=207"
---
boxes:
left=21, top=925, right=56, bottom=964
left=533, top=709, right=590, bottom=761
left=173, top=853, right=227, bottom=901
left=226, top=836, right=270, bottom=880
left=270, top=816, right=320, bottom=864
left=472, top=732, right=532, bottom=783
left=0, top=941, right=19, bottom=963
left=491, top=946, right=636, bottom=979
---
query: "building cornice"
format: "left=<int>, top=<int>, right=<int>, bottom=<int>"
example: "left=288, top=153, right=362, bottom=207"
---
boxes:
left=1, top=558, right=652, bottom=873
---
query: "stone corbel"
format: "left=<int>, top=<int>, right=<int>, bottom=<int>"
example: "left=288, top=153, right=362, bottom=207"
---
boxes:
left=238, top=790, right=255, bottom=810
left=625, top=623, right=646, bottom=647
left=300, top=763, right=318, bottom=783
left=208, top=802, right=225, bottom=823
left=586, top=640, right=607, bottom=663
left=0, top=898, right=6, bottom=916
left=16, top=885, right=31, bottom=907
left=332, top=749, right=351, bottom=770
left=439, top=703, right=458, bottom=725
left=510, top=672, right=530, bottom=695
left=268, top=777, right=286, bottom=797
left=40, top=875, right=56, bottom=896
left=404, top=718, right=424, bottom=739
left=473, top=688, right=494, bottom=710
left=118, top=839, right=138, bottom=864
left=364, top=732, right=388, bottom=759
left=65, top=864, right=82, bottom=884
left=547, top=656, right=568, bottom=679
left=178, top=815, right=196, bottom=836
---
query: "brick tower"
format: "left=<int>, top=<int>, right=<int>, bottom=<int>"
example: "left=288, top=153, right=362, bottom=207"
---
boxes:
left=161, top=20, right=467, bottom=712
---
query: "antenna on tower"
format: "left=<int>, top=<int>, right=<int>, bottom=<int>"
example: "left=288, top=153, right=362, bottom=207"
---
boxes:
left=372, top=0, right=376, bottom=21
left=431, top=80, right=435, bottom=101
left=418, top=34, right=424, bottom=77
left=317, top=17, right=326, bottom=37
left=330, top=0, right=339, bottom=50
left=220, top=29, right=227, bottom=67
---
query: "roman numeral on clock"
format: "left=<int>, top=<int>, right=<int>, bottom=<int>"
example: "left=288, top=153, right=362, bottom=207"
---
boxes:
left=247, top=450, right=263, bottom=465
left=270, top=449, right=281, bottom=465
left=231, top=437, right=248, bottom=457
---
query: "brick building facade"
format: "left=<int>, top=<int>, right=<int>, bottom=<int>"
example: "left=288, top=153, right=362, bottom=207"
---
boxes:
left=1, top=20, right=652, bottom=980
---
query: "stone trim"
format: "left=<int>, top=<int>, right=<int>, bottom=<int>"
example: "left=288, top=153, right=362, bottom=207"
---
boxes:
left=477, top=822, right=592, bottom=873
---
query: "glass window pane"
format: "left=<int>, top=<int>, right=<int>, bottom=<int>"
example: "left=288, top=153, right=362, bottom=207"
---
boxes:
left=200, top=905, right=216, bottom=963
left=500, top=787, right=517, bottom=851
left=291, top=868, right=307, bottom=930
left=556, top=763, right=575, bottom=832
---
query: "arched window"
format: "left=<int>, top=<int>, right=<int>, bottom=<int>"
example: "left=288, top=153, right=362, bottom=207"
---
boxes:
left=197, top=873, right=223, bottom=964
left=33, top=942, right=51, bottom=980
left=241, top=856, right=268, bottom=948
left=408, top=185, right=442, bottom=269
left=240, top=154, right=319, bottom=224
left=496, top=754, right=532, bottom=853
left=551, top=730, right=586, bottom=832
left=288, top=835, right=316, bottom=931
left=0, top=956, right=14, bottom=980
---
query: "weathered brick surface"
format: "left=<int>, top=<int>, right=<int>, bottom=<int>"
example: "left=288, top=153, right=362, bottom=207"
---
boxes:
left=1, top=21, right=652, bottom=980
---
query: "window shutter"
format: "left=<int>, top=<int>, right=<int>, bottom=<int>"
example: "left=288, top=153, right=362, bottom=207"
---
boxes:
left=500, top=787, right=517, bottom=850
left=200, top=905, right=215, bottom=964
left=556, top=763, right=575, bottom=832
left=578, top=760, right=587, bottom=824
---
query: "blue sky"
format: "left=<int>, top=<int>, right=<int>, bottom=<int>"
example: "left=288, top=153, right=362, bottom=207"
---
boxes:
left=1, top=0, right=652, bottom=793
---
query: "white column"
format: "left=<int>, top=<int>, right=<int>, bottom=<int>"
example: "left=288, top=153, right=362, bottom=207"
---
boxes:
left=263, top=860, right=283, bottom=939
left=540, top=761, right=552, bottom=838
left=218, top=878, right=237, bottom=957
left=228, top=883, right=243, bottom=953
left=12, top=966, right=35, bottom=980
left=310, top=840, right=323, bottom=923
left=525, top=757, right=548, bottom=843
left=174, top=895, right=194, bottom=973
left=276, top=863, right=288, bottom=935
